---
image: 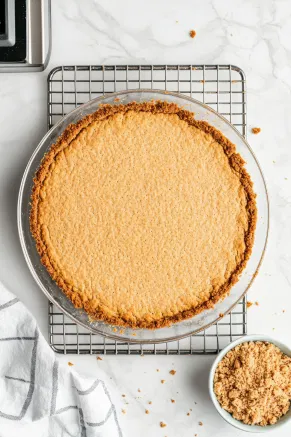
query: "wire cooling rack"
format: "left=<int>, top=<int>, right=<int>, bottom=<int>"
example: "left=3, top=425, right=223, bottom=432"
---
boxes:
left=48, top=65, right=247, bottom=355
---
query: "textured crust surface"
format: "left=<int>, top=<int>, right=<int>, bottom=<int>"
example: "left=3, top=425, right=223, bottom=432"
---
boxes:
left=30, top=101, right=257, bottom=329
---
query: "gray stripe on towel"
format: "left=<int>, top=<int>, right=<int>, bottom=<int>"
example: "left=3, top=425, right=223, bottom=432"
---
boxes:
left=76, top=379, right=100, bottom=395
left=5, top=376, right=30, bottom=384
left=0, top=336, right=36, bottom=341
left=0, top=298, right=19, bottom=311
left=78, top=408, right=87, bottom=437
left=101, top=380, right=123, bottom=437
left=50, top=359, right=59, bottom=415
left=55, top=405, right=78, bottom=415
left=0, top=328, right=39, bottom=420
left=86, top=405, right=113, bottom=426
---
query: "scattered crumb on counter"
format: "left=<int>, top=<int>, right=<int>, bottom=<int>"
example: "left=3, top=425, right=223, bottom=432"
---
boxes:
left=219, top=312, right=224, bottom=317
left=148, top=401, right=152, bottom=405
left=132, top=333, right=136, bottom=336
left=189, top=30, right=196, bottom=38
left=232, top=80, right=239, bottom=83
left=255, top=301, right=259, bottom=306
left=247, top=301, right=253, bottom=308
left=161, top=380, right=166, bottom=384
left=187, top=412, right=190, bottom=416
left=68, top=362, right=74, bottom=366
left=252, top=127, right=261, bottom=134
left=156, top=369, right=160, bottom=372
left=200, top=80, right=205, bottom=83
left=190, top=408, right=192, bottom=411
left=122, top=394, right=126, bottom=397
left=96, top=356, right=103, bottom=361
left=171, top=399, right=175, bottom=403
left=119, top=329, right=125, bottom=334
left=283, top=310, right=285, bottom=313
left=114, top=98, right=120, bottom=102
left=169, top=369, right=176, bottom=375
left=112, top=328, right=117, bottom=332
left=145, top=409, right=149, bottom=414
left=160, top=422, right=167, bottom=428
left=199, top=422, right=203, bottom=426
left=122, top=409, right=126, bottom=414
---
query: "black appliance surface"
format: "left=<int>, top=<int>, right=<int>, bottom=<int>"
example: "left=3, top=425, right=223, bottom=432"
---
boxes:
left=0, top=0, right=26, bottom=62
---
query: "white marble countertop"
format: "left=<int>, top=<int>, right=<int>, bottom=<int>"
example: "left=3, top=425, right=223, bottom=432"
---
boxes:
left=0, top=1, right=291, bottom=436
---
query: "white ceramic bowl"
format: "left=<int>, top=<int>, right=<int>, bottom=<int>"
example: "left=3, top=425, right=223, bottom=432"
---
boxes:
left=209, top=335, right=291, bottom=433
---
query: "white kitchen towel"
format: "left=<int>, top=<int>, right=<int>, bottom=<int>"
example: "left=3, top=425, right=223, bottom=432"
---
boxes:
left=0, top=283, right=122, bottom=437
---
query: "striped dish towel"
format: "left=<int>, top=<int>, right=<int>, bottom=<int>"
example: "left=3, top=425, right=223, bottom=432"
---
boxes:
left=0, top=283, right=122, bottom=437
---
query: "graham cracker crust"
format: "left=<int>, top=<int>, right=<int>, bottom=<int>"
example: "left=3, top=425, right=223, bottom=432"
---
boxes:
left=30, top=101, right=257, bottom=329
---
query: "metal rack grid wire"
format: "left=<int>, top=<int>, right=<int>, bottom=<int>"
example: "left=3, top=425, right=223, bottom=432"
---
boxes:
left=48, top=64, right=247, bottom=355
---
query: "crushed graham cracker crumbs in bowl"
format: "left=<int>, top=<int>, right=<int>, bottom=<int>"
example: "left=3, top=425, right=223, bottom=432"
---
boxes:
left=209, top=335, right=291, bottom=433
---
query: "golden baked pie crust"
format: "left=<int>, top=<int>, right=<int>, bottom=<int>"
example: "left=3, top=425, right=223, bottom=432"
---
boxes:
left=30, top=101, right=257, bottom=329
